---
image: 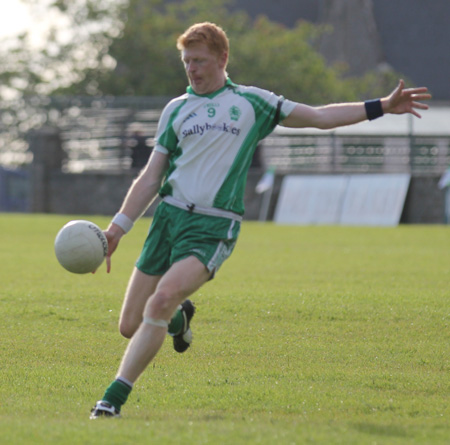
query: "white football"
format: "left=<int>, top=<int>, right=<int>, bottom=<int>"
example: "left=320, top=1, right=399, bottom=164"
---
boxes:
left=54, top=220, right=108, bottom=274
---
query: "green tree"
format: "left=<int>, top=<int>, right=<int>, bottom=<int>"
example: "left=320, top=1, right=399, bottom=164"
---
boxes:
left=0, top=0, right=404, bottom=104
left=88, top=0, right=358, bottom=103
left=0, top=0, right=126, bottom=100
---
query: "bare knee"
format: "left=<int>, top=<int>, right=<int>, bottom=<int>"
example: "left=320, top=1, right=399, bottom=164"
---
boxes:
left=119, top=308, right=142, bottom=338
left=119, top=320, right=138, bottom=339
left=118, top=291, right=177, bottom=338
left=118, top=268, right=162, bottom=339
left=144, top=288, right=181, bottom=320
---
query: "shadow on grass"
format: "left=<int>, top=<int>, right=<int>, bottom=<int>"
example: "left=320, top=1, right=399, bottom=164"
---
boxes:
left=352, top=422, right=410, bottom=438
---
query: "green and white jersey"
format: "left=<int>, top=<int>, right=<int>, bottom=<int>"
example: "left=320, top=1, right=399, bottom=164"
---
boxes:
left=155, top=78, right=296, bottom=215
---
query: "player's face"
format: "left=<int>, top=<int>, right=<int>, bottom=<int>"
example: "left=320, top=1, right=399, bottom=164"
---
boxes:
left=181, top=43, right=227, bottom=95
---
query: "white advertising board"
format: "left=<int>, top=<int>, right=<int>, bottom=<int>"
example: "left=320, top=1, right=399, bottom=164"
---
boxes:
left=339, top=174, right=411, bottom=226
left=274, top=175, right=349, bottom=224
left=274, top=174, right=411, bottom=226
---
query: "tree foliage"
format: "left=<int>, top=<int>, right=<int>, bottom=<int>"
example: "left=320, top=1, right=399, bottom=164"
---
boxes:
left=0, top=0, right=125, bottom=99
left=0, top=0, right=404, bottom=105
left=79, top=0, right=359, bottom=103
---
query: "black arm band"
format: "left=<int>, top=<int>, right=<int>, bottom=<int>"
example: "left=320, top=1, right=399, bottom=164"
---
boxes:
left=274, top=98, right=283, bottom=125
left=364, top=99, right=384, bottom=121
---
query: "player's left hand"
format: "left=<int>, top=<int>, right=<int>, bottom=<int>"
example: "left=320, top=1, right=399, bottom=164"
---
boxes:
left=382, top=79, right=431, bottom=118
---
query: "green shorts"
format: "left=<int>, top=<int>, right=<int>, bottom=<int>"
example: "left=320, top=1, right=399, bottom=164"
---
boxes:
left=136, top=201, right=241, bottom=276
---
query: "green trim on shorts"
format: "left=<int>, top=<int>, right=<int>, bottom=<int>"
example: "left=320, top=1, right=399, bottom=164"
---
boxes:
left=136, top=201, right=241, bottom=276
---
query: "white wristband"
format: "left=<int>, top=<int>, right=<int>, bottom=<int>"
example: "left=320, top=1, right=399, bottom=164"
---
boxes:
left=111, top=213, right=134, bottom=234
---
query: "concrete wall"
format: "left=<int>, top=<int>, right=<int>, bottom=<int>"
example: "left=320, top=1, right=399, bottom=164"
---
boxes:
left=48, top=169, right=267, bottom=219
left=45, top=169, right=447, bottom=224
left=401, top=176, right=446, bottom=224
left=28, top=126, right=447, bottom=223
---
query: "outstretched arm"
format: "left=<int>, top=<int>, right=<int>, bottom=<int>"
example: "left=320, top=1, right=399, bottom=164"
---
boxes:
left=282, top=79, right=431, bottom=130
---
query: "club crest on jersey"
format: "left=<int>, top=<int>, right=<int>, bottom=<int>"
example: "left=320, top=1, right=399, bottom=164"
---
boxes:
left=229, top=106, right=241, bottom=121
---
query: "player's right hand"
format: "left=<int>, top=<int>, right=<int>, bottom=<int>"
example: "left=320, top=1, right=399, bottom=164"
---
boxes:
left=103, top=224, right=126, bottom=273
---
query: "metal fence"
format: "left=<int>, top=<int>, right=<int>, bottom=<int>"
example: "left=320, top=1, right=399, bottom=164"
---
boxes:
left=0, top=167, right=28, bottom=211
left=1, top=96, right=449, bottom=175
left=262, top=132, right=450, bottom=175
left=0, top=96, right=168, bottom=172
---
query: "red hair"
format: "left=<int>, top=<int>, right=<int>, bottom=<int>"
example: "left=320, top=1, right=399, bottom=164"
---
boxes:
left=177, top=22, right=229, bottom=58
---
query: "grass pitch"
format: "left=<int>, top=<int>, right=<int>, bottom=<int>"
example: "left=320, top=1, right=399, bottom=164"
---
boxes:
left=0, top=213, right=448, bottom=444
